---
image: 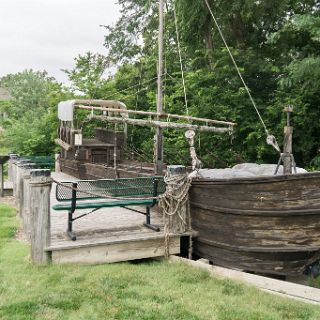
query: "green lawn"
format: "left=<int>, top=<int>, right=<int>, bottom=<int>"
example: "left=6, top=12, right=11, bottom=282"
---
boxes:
left=1, top=203, right=320, bottom=320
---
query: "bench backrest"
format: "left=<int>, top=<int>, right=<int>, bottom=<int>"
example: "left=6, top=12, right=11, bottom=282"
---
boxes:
left=56, top=176, right=166, bottom=202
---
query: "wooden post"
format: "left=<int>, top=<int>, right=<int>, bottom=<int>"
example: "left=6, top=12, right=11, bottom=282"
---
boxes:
left=22, top=171, right=32, bottom=241
left=29, top=169, right=52, bottom=264
left=20, top=164, right=37, bottom=240
left=15, top=160, right=31, bottom=214
left=165, top=165, right=189, bottom=234
left=113, top=124, right=118, bottom=170
left=0, top=155, right=9, bottom=197
left=55, top=153, right=61, bottom=173
left=12, top=157, right=19, bottom=197
left=283, top=106, right=293, bottom=175
left=155, top=0, right=164, bottom=175
left=8, top=153, right=18, bottom=182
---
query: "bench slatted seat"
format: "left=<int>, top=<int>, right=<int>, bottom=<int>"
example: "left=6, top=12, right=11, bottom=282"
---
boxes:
left=52, top=176, right=166, bottom=241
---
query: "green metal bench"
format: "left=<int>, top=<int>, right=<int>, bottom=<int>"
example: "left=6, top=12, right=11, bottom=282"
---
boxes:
left=52, top=176, right=166, bottom=241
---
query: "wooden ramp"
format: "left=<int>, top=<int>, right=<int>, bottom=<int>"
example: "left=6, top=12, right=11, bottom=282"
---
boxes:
left=47, top=172, right=180, bottom=264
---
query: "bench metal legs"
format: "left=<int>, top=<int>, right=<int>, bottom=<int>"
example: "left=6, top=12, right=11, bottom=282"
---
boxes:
left=67, top=210, right=77, bottom=241
left=143, top=179, right=160, bottom=232
left=143, top=206, right=160, bottom=232
left=67, top=205, right=160, bottom=240
left=67, top=182, right=77, bottom=241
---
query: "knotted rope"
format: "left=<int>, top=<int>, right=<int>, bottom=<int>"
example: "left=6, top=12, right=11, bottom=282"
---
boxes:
left=159, top=173, right=193, bottom=259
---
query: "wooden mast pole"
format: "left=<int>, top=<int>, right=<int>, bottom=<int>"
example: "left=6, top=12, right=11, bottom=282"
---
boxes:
left=155, top=0, right=164, bottom=175
left=283, top=105, right=293, bottom=175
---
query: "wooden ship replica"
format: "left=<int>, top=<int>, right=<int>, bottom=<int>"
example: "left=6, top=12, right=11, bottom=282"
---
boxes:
left=56, top=0, right=320, bottom=277
left=56, top=99, right=232, bottom=179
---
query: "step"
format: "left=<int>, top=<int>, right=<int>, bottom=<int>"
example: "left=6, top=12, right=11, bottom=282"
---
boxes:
left=46, top=234, right=181, bottom=265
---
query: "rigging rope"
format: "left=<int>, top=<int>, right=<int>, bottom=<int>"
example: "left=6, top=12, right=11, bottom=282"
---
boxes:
left=173, top=0, right=189, bottom=115
left=104, top=76, right=158, bottom=100
left=203, top=0, right=280, bottom=153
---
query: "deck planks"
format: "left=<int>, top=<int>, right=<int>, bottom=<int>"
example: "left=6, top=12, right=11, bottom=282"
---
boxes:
left=49, top=172, right=180, bottom=264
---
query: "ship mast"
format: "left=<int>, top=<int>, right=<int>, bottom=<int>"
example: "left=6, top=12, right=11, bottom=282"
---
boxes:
left=155, top=0, right=164, bottom=175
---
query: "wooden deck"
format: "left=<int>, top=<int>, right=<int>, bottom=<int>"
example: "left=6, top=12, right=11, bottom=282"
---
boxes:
left=48, top=172, right=180, bottom=264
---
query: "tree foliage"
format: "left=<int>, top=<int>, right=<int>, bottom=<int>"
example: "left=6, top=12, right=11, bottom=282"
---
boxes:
left=97, top=0, right=320, bottom=168
left=2, top=1, right=320, bottom=169
left=63, top=52, right=109, bottom=98
left=0, top=70, right=72, bottom=155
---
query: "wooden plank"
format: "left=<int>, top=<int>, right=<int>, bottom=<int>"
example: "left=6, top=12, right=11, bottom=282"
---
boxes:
left=170, top=256, right=320, bottom=305
left=55, top=138, right=71, bottom=151
left=51, top=236, right=180, bottom=264
left=77, top=105, right=236, bottom=127
left=90, top=115, right=230, bottom=133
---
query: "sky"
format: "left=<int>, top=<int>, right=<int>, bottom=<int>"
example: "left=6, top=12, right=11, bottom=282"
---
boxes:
left=0, top=0, right=120, bottom=83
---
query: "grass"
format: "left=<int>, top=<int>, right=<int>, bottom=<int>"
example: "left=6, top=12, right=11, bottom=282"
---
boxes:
left=1, top=204, right=320, bottom=319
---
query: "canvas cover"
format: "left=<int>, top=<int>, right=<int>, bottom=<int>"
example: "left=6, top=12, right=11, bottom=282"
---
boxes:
left=58, top=100, right=75, bottom=121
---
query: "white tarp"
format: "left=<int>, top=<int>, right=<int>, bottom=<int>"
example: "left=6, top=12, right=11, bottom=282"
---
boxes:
left=189, top=163, right=308, bottom=179
left=58, top=100, right=75, bottom=121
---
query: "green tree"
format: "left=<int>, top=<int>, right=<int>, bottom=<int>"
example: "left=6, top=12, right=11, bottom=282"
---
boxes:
left=97, top=0, right=320, bottom=167
left=0, top=69, right=72, bottom=155
left=63, top=52, right=109, bottom=98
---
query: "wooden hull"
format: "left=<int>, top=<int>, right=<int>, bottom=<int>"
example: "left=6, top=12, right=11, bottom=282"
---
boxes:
left=59, top=159, right=155, bottom=180
left=190, top=172, right=320, bottom=275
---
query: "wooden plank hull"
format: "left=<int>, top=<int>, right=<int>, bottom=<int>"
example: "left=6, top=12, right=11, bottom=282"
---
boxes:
left=59, top=159, right=152, bottom=180
left=190, top=172, right=320, bottom=275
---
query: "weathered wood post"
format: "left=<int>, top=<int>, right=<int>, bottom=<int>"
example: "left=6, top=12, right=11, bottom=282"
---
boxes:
left=164, top=165, right=190, bottom=234
left=0, top=156, right=9, bottom=197
left=29, top=169, right=52, bottom=264
left=283, top=106, right=294, bottom=175
left=15, top=160, right=31, bottom=213
left=20, top=164, right=37, bottom=240
left=8, top=153, right=18, bottom=182
left=55, top=153, right=61, bottom=173
left=12, top=156, right=19, bottom=197
left=160, top=165, right=192, bottom=258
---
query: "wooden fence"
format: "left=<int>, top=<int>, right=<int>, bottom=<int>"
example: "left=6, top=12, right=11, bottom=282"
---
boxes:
left=9, top=154, right=52, bottom=264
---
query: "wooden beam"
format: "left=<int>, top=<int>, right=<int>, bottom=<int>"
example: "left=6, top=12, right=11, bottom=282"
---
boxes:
left=49, top=236, right=180, bottom=264
left=170, top=256, right=320, bottom=305
left=74, top=99, right=127, bottom=109
left=55, top=138, right=72, bottom=151
left=90, top=115, right=231, bottom=133
left=77, top=105, right=236, bottom=127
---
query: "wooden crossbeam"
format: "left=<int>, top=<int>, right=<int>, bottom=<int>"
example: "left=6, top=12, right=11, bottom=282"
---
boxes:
left=77, top=105, right=236, bottom=127
left=90, top=115, right=231, bottom=133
